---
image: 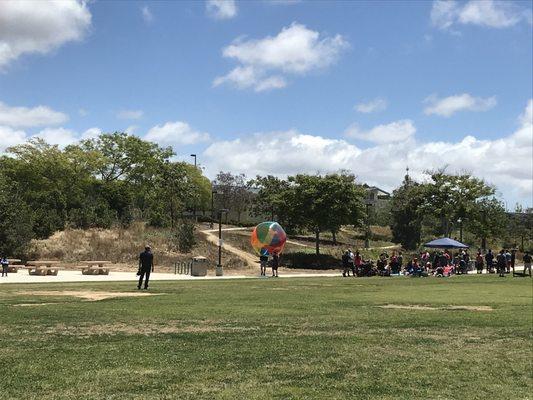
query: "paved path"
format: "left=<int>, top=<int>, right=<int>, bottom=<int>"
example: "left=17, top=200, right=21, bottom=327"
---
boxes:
left=0, top=270, right=339, bottom=284
left=199, top=227, right=258, bottom=267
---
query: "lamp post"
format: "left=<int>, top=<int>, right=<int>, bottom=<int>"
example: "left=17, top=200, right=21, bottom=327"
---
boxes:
left=458, top=218, right=463, bottom=243
left=190, top=154, right=197, bottom=221
left=210, top=190, right=217, bottom=229
left=216, top=209, right=229, bottom=276
left=365, top=203, right=371, bottom=249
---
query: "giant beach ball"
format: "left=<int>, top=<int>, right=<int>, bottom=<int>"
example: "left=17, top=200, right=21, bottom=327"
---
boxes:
left=251, top=221, right=287, bottom=256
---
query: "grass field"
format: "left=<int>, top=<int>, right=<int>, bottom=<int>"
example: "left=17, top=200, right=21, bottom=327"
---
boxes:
left=0, top=276, right=531, bottom=399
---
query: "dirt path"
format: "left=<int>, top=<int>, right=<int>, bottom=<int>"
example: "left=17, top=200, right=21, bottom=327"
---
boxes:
left=199, top=227, right=257, bottom=267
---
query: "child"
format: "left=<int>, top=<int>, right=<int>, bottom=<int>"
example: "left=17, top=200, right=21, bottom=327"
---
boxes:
left=259, top=253, right=269, bottom=276
left=1, top=257, right=9, bottom=277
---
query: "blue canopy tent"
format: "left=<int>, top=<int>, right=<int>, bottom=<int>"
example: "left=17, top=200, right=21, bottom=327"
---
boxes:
left=423, top=238, right=469, bottom=249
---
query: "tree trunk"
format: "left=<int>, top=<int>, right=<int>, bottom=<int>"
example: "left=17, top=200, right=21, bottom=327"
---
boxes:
left=481, top=237, right=486, bottom=251
left=331, top=230, right=337, bottom=245
left=315, top=230, right=320, bottom=255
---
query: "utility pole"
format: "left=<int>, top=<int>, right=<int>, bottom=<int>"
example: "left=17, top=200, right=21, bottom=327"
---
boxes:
left=216, top=209, right=228, bottom=276
left=210, top=190, right=217, bottom=229
left=190, top=154, right=197, bottom=221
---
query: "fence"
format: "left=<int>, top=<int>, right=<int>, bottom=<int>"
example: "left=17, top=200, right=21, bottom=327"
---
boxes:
left=175, top=260, right=192, bottom=275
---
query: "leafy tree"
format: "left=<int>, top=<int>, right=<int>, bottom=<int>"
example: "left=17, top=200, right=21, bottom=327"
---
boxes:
left=390, top=174, right=424, bottom=250
left=77, top=132, right=173, bottom=183
left=289, top=173, right=365, bottom=254
left=421, top=170, right=495, bottom=237
left=249, top=175, right=291, bottom=222
left=0, top=176, right=33, bottom=256
left=468, top=198, right=506, bottom=250
left=213, top=172, right=251, bottom=223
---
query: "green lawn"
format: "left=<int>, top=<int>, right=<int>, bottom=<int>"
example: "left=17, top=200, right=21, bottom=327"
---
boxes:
left=0, top=276, right=531, bottom=399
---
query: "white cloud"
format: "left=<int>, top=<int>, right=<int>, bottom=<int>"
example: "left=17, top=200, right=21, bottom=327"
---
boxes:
left=431, top=0, right=530, bottom=30
left=0, top=0, right=92, bottom=69
left=202, top=100, right=533, bottom=206
left=204, top=130, right=361, bottom=176
left=345, top=120, right=416, bottom=144
left=33, top=127, right=78, bottom=147
left=0, top=101, right=68, bottom=128
left=354, top=98, right=388, bottom=113
left=206, top=0, right=237, bottom=20
left=78, top=108, right=88, bottom=117
left=424, top=93, right=497, bottom=117
left=145, top=121, right=210, bottom=146
left=125, top=125, right=138, bottom=135
left=141, top=6, right=154, bottom=24
left=81, top=127, right=102, bottom=140
left=116, top=109, right=144, bottom=120
left=0, top=125, right=27, bottom=152
left=214, top=22, right=348, bottom=91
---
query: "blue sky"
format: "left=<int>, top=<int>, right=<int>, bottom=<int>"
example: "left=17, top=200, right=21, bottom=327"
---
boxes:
left=0, top=0, right=532, bottom=206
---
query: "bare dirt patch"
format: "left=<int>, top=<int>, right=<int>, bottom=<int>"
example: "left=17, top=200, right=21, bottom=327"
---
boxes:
left=378, top=304, right=493, bottom=312
left=44, top=321, right=259, bottom=337
left=12, top=302, right=58, bottom=307
left=17, top=290, right=158, bottom=301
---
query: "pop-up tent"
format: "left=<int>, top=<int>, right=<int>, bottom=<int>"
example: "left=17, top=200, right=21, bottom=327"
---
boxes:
left=423, top=238, right=469, bottom=249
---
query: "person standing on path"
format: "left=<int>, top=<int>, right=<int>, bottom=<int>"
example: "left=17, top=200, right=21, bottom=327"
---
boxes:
left=271, top=251, right=279, bottom=277
left=259, top=253, right=268, bottom=276
left=523, top=252, right=532, bottom=277
left=0, top=257, right=8, bottom=277
left=138, top=245, right=154, bottom=290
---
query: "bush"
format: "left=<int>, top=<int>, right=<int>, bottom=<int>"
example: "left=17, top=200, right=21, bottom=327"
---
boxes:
left=174, top=219, right=196, bottom=253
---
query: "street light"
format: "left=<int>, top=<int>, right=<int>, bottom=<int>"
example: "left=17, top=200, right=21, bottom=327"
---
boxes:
left=216, top=209, right=229, bottom=276
left=190, top=154, right=197, bottom=221
left=210, top=190, right=218, bottom=229
left=457, top=218, right=463, bottom=243
left=364, top=203, right=371, bottom=249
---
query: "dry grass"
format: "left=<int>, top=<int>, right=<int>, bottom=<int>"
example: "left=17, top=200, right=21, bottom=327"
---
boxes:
left=26, top=222, right=250, bottom=271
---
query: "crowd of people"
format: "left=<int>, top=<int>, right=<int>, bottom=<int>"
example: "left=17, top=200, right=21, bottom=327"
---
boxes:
left=341, top=248, right=532, bottom=278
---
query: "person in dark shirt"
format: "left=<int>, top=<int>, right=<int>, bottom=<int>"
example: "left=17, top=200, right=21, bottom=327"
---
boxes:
left=259, top=253, right=268, bottom=276
left=271, top=252, right=279, bottom=277
left=138, top=245, right=154, bottom=290
left=496, top=250, right=506, bottom=278
left=523, top=252, right=532, bottom=277
left=485, top=250, right=494, bottom=273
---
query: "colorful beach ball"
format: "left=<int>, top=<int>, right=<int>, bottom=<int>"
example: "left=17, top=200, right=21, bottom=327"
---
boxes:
left=251, top=222, right=287, bottom=256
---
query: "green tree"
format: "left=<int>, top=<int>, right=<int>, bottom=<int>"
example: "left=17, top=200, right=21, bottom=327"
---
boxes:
left=468, top=198, right=506, bottom=250
left=0, top=176, right=34, bottom=256
left=390, top=174, right=425, bottom=250
left=289, top=173, right=365, bottom=254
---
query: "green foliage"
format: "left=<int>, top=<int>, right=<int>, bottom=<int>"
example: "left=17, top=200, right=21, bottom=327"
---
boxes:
left=390, top=174, right=424, bottom=250
left=252, top=173, right=365, bottom=254
left=0, top=133, right=211, bottom=245
left=213, top=172, right=252, bottom=223
left=390, top=170, right=502, bottom=250
left=174, top=219, right=196, bottom=253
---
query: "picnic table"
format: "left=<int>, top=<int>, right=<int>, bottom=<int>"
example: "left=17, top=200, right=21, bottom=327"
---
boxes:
left=80, top=261, right=111, bottom=275
left=6, top=259, right=22, bottom=273
left=27, top=261, right=60, bottom=276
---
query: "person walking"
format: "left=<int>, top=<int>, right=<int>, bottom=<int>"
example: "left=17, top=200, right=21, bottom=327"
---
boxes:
left=271, top=251, right=279, bottom=277
left=485, top=250, right=494, bottom=273
left=0, top=257, right=8, bottom=277
left=259, top=253, right=269, bottom=276
left=137, top=245, right=154, bottom=290
left=497, top=250, right=507, bottom=278
left=523, top=251, right=532, bottom=277
left=342, top=250, right=350, bottom=277
left=504, top=249, right=512, bottom=273
left=475, top=251, right=484, bottom=274
left=510, top=249, right=516, bottom=273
